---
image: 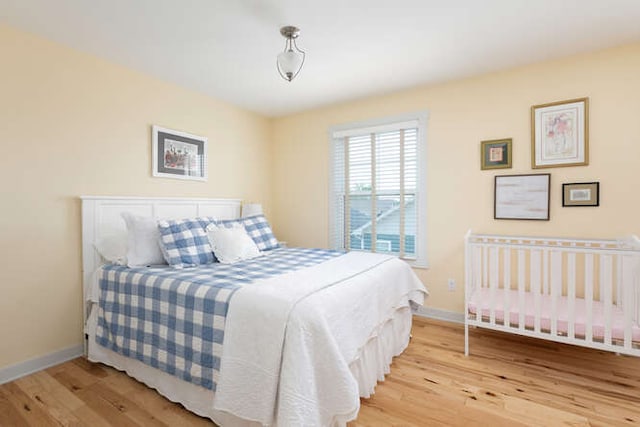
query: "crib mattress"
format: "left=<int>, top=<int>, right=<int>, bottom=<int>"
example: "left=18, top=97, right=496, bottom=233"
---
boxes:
left=468, top=288, right=640, bottom=343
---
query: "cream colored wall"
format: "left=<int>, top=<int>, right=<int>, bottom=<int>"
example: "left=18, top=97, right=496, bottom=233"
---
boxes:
left=0, top=25, right=272, bottom=369
left=2, top=21, right=639, bottom=372
left=272, top=42, right=640, bottom=314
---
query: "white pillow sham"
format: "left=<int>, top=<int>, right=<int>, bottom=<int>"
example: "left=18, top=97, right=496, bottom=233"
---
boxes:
left=94, top=231, right=128, bottom=265
left=206, top=222, right=262, bottom=264
left=121, top=212, right=166, bottom=267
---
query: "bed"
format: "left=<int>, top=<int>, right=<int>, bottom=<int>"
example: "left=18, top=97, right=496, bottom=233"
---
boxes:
left=81, top=196, right=427, bottom=426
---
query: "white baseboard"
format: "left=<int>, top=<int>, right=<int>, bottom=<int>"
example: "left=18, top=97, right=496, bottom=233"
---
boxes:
left=0, top=345, right=83, bottom=385
left=414, top=306, right=464, bottom=324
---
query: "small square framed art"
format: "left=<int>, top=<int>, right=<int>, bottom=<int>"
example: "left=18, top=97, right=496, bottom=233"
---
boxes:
left=481, top=138, right=512, bottom=170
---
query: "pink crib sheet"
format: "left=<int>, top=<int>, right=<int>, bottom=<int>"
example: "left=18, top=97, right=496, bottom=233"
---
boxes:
left=468, top=288, right=640, bottom=343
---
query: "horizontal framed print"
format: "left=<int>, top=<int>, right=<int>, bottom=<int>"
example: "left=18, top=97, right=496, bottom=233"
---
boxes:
left=481, top=138, right=512, bottom=170
left=152, top=125, right=207, bottom=181
left=531, top=97, right=588, bottom=169
left=495, top=173, right=550, bottom=220
left=562, top=182, right=599, bottom=207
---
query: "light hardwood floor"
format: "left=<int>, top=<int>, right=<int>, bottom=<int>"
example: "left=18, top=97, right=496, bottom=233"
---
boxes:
left=1, top=317, right=639, bottom=426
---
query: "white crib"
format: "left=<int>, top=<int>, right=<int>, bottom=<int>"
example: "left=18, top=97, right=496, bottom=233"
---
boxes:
left=464, top=231, right=640, bottom=357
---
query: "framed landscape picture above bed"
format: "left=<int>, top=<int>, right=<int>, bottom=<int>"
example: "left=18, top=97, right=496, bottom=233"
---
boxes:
left=531, top=97, right=589, bottom=168
left=152, top=125, right=208, bottom=181
left=494, top=173, right=550, bottom=220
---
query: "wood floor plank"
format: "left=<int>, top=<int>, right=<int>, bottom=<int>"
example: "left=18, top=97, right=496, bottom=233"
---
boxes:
left=0, top=388, right=29, bottom=426
left=49, top=361, right=103, bottom=394
left=69, top=405, right=114, bottom=427
left=0, top=383, right=61, bottom=427
left=393, top=352, right=623, bottom=424
left=101, top=372, right=213, bottom=427
left=13, top=373, right=84, bottom=426
left=77, top=381, right=168, bottom=427
left=25, top=371, right=86, bottom=411
left=71, top=358, right=110, bottom=379
left=73, top=383, right=141, bottom=427
left=1, top=317, right=639, bottom=426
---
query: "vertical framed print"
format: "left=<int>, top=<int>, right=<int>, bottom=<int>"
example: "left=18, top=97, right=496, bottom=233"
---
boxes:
left=531, top=98, right=588, bottom=168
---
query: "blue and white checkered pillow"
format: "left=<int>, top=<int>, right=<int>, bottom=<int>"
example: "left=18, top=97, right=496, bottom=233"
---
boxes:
left=240, top=214, right=279, bottom=251
left=157, top=217, right=215, bottom=268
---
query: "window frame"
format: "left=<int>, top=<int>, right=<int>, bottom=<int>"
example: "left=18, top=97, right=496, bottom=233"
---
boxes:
left=328, top=111, right=429, bottom=268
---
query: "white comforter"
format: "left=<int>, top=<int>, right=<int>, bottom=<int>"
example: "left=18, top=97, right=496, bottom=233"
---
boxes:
left=214, top=252, right=427, bottom=426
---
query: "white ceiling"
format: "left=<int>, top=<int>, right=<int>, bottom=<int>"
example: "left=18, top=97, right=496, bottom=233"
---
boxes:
left=2, top=0, right=640, bottom=117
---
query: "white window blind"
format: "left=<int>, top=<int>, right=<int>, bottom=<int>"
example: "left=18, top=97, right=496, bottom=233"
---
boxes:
left=329, top=114, right=427, bottom=267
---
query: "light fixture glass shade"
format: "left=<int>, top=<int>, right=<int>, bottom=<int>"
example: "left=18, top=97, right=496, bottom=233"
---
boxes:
left=277, top=26, right=305, bottom=82
left=277, top=50, right=304, bottom=81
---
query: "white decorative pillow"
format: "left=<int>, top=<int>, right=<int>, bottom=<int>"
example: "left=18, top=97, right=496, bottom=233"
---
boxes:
left=121, top=212, right=166, bottom=267
left=94, top=231, right=128, bottom=265
left=206, top=222, right=262, bottom=264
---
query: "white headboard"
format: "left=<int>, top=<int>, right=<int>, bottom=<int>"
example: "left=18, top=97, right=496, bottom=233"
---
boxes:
left=80, top=196, right=242, bottom=330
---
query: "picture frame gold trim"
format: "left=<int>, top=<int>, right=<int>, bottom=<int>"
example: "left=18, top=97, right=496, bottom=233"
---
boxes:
left=531, top=97, right=589, bottom=169
left=480, top=138, right=512, bottom=170
left=562, top=182, right=599, bottom=207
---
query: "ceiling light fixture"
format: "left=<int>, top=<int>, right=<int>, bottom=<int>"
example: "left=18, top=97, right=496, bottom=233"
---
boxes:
left=277, top=26, right=305, bottom=82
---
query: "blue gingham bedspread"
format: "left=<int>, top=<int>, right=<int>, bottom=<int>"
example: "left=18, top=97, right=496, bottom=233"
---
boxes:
left=96, top=247, right=342, bottom=391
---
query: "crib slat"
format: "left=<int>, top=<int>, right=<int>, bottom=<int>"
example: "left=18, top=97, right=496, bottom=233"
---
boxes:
left=585, top=254, right=594, bottom=343
left=543, top=247, right=549, bottom=296
left=518, top=249, right=525, bottom=332
left=622, top=255, right=633, bottom=349
left=550, top=251, right=561, bottom=336
left=567, top=252, right=576, bottom=339
left=602, top=255, right=613, bottom=346
left=531, top=250, right=542, bottom=333
left=616, top=255, right=623, bottom=307
left=483, top=245, right=488, bottom=290
left=490, top=247, right=498, bottom=325
left=504, top=249, right=511, bottom=327
left=474, top=246, right=481, bottom=323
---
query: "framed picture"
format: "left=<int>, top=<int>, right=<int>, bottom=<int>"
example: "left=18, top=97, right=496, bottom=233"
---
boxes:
left=495, top=174, right=550, bottom=220
left=152, top=125, right=207, bottom=181
left=481, top=138, right=512, bottom=170
left=531, top=97, right=588, bottom=168
left=562, top=182, right=599, bottom=207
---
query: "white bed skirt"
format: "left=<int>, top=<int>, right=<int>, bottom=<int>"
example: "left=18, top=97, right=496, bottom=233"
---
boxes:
left=87, top=303, right=413, bottom=426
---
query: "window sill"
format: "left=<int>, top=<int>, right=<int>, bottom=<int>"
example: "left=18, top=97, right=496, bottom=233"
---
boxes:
left=404, top=259, right=428, bottom=270
left=344, top=249, right=428, bottom=269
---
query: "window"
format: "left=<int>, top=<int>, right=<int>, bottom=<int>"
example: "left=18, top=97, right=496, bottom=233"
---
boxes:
left=329, top=113, right=428, bottom=267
